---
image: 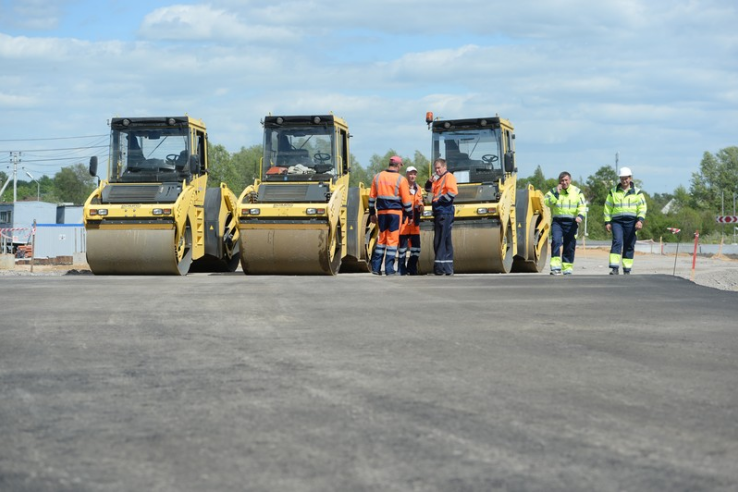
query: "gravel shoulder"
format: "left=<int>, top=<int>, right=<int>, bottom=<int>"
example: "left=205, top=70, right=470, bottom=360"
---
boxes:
left=572, top=247, right=738, bottom=292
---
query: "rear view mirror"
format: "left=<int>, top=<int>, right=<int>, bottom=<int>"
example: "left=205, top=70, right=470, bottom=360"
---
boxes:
left=189, top=154, right=201, bottom=175
left=504, top=152, right=515, bottom=173
left=89, top=156, right=98, bottom=177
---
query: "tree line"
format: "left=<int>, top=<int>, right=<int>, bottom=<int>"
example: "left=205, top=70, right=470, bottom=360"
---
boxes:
left=3, top=144, right=736, bottom=244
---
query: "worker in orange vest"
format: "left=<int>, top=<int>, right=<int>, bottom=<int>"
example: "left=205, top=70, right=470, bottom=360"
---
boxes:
left=398, top=166, right=424, bottom=275
left=425, top=158, right=458, bottom=275
left=369, top=155, right=413, bottom=276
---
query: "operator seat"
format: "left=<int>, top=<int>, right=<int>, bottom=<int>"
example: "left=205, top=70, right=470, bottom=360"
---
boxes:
left=175, top=150, right=188, bottom=171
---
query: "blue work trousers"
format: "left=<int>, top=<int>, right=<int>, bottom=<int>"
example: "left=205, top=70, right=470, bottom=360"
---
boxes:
left=433, top=213, right=454, bottom=275
left=398, top=234, right=420, bottom=275
left=610, top=219, right=637, bottom=271
left=371, top=212, right=401, bottom=275
left=551, top=219, right=578, bottom=269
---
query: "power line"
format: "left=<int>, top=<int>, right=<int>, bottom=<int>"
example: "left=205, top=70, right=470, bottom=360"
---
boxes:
left=11, top=157, right=94, bottom=163
left=0, top=144, right=108, bottom=153
left=0, top=134, right=108, bottom=143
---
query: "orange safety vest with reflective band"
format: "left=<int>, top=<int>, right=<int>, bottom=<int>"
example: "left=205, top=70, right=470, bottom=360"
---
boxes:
left=369, top=169, right=412, bottom=214
left=401, top=184, right=423, bottom=235
left=431, top=171, right=458, bottom=214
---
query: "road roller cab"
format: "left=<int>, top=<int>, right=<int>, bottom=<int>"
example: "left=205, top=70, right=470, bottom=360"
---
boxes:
left=236, top=115, right=374, bottom=275
left=83, top=116, right=240, bottom=275
left=419, top=114, right=550, bottom=273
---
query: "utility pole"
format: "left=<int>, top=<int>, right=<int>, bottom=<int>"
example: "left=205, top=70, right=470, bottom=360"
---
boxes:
left=721, top=191, right=725, bottom=239
left=615, top=152, right=619, bottom=175
left=10, top=151, right=21, bottom=204
left=733, top=193, right=738, bottom=244
left=583, top=201, right=589, bottom=248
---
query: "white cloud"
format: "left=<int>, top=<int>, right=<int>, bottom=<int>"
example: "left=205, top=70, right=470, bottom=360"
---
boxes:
left=1, top=1, right=737, bottom=193
left=138, top=4, right=299, bottom=43
left=4, top=0, right=65, bottom=30
left=0, top=91, right=38, bottom=107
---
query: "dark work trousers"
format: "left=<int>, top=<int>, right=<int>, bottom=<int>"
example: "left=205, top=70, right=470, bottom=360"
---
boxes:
left=371, top=212, right=401, bottom=275
left=398, top=234, right=420, bottom=275
left=551, top=219, right=578, bottom=266
left=433, top=213, right=454, bottom=275
left=610, top=218, right=637, bottom=271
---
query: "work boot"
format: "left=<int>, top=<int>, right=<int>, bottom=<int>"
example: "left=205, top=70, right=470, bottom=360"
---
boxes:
left=623, top=270, right=631, bottom=275
left=609, top=267, right=619, bottom=275
left=550, top=270, right=561, bottom=276
left=563, top=270, right=573, bottom=276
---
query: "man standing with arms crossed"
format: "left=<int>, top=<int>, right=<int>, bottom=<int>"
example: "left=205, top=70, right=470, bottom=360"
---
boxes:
left=544, top=171, right=586, bottom=275
left=425, top=158, right=458, bottom=276
left=604, top=167, right=647, bottom=275
left=398, top=166, right=424, bottom=275
left=369, top=156, right=413, bottom=276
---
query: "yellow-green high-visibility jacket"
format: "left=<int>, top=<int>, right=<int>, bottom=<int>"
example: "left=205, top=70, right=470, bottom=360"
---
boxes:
left=544, top=184, right=586, bottom=221
left=604, top=185, right=647, bottom=224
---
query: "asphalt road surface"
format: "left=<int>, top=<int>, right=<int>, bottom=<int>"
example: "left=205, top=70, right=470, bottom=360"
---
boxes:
left=1, top=273, right=737, bottom=492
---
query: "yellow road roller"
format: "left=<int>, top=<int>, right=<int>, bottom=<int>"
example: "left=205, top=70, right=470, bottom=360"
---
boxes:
left=419, top=114, right=550, bottom=273
left=236, top=114, right=374, bottom=275
left=84, top=116, right=240, bottom=275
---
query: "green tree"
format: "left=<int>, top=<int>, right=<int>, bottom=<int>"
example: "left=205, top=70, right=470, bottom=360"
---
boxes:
left=365, top=151, right=396, bottom=178
left=672, top=185, right=691, bottom=212
left=230, top=145, right=262, bottom=192
left=577, top=166, right=617, bottom=240
left=364, top=150, right=421, bottom=181
left=348, top=154, right=370, bottom=188
left=689, top=147, right=738, bottom=211
left=583, top=165, right=617, bottom=206
left=207, top=143, right=238, bottom=190
left=52, top=164, right=96, bottom=205
left=410, top=150, right=431, bottom=185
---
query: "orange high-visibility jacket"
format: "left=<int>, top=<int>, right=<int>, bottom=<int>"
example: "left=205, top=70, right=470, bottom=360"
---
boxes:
left=369, top=169, right=413, bottom=215
left=431, top=171, right=458, bottom=215
left=401, top=183, right=424, bottom=235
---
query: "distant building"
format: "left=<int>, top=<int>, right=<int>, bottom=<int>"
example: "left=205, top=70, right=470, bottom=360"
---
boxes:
left=661, top=198, right=676, bottom=214
left=0, top=202, right=85, bottom=257
left=0, top=202, right=57, bottom=253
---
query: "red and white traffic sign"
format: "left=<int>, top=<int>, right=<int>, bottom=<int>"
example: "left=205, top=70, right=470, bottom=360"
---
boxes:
left=716, top=216, right=738, bottom=223
left=667, top=227, right=681, bottom=234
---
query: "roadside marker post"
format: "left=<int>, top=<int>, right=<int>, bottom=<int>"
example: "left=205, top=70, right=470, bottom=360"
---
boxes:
left=667, top=228, right=681, bottom=276
left=716, top=216, right=738, bottom=224
left=690, top=231, right=699, bottom=282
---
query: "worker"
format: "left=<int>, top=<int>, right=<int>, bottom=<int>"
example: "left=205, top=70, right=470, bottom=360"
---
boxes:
left=544, top=171, right=587, bottom=275
left=369, top=155, right=413, bottom=276
left=604, top=167, right=647, bottom=275
left=425, top=158, right=458, bottom=276
left=398, top=166, right=424, bottom=275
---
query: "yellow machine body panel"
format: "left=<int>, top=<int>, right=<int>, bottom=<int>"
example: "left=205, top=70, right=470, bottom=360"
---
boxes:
left=419, top=115, right=550, bottom=274
left=237, top=115, right=373, bottom=275
left=83, top=116, right=240, bottom=275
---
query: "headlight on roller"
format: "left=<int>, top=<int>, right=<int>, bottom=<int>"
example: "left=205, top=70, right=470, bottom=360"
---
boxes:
left=306, top=208, right=326, bottom=215
left=422, top=210, right=433, bottom=217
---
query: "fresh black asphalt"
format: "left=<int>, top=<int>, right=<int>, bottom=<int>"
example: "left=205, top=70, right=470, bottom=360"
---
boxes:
left=1, top=273, right=737, bottom=491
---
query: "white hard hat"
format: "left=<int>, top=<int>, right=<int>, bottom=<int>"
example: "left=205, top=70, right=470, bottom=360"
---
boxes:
left=406, top=166, right=418, bottom=173
left=618, top=167, right=632, bottom=177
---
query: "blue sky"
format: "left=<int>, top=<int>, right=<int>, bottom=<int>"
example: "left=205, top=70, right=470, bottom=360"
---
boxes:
left=2, top=0, right=738, bottom=196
